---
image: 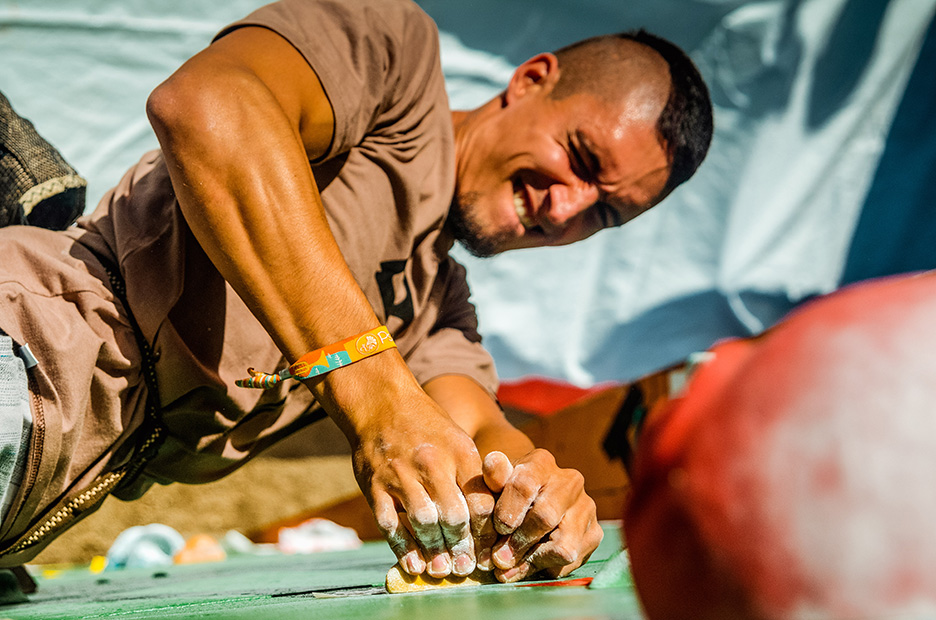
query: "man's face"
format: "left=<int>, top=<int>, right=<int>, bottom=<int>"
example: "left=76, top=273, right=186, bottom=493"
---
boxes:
left=449, top=55, right=671, bottom=257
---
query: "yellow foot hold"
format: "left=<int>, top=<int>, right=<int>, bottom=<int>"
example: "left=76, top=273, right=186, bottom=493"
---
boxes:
left=385, top=563, right=500, bottom=593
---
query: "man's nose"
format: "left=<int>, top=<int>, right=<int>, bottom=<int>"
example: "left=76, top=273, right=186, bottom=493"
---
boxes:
left=544, top=182, right=599, bottom=229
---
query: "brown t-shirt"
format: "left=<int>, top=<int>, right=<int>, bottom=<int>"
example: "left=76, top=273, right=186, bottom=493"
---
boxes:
left=74, top=0, right=497, bottom=489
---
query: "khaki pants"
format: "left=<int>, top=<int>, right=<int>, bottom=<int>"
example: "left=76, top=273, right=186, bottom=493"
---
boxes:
left=0, top=226, right=148, bottom=566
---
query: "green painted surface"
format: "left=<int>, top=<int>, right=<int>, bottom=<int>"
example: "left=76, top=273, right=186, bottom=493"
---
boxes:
left=589, top=550, right=632, bottom=590
left=3, top=525, right=644, bottom=619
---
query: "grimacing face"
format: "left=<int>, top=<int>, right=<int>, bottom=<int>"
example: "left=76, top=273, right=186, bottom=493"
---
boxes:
left=449, top=53, right=671, bottom=257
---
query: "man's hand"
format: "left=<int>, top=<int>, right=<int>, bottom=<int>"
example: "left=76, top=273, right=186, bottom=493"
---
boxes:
left=422, top=376, right=603, bottom=583
left=483, top=450, right=603, bottom=582
left=350, top=389, right=496, bottom=579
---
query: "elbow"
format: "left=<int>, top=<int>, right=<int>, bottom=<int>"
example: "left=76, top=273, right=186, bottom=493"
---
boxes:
left=146, top=67, right=265, bottom=153
left=146, top=71, right=229, bottom=148
left=146, top=78, right=183, bottom=143
left=146, top=77, right=199, bottom=148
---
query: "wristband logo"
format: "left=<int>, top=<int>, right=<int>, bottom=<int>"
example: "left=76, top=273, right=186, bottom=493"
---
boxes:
left=356, top=333, right=380, bottom=355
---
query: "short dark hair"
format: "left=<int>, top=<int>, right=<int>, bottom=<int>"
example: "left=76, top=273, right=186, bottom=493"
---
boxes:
left=552, top=31, right=714, bottom=198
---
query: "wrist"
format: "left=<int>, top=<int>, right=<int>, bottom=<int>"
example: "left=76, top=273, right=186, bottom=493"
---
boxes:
left=302, top=348, right=427, bottom=445
left=238, top=326, right=396, bottom=389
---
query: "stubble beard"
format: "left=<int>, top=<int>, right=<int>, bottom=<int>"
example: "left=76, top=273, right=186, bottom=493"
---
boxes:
left=446, top=191, right=512, bottom=258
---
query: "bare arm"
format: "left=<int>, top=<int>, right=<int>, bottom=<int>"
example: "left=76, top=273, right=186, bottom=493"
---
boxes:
left=424, top=375, right=603, bottom=581
left=147, top=27, right=485, bottom=579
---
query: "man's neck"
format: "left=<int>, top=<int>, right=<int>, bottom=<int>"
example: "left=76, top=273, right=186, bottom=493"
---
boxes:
left=450, top=97, right=501, bottom=175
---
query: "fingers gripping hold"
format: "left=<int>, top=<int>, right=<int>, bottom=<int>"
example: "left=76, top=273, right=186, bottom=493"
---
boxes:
left=497, top=514, right=603, bottom=583
left=373, top=494, right=425, bottom=575
left=406, top=444, right=478, bottom=577
left=350, top=391, right=490, bottom=580
left=404, top=495, right=451, bottom=577
left=493, top=462, right=542, bottom=536
left=439, top=499, right=476, bottom=576
left=538, top=516, right=604, bottom=579
left=487, top=450, right=601, bottom=583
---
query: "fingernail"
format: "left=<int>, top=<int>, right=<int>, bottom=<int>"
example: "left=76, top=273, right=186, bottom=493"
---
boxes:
left=477, top=549, right=493, bottom=571
left=403, top=552, right=425, bottom=575
left=493, top=545, right=514, bottom=567
left=454, top=553, right=475, bottom=576
left=500, top=566, right=523, bottom=582
left=429, top=554, right=451, bottom=576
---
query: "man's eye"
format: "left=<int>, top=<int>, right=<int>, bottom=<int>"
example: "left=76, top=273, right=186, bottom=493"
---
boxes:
left=569, top=146, right=591, bottom=180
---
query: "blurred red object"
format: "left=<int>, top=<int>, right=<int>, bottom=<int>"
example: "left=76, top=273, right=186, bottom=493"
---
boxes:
left=497, top=376, right=610, bottom=417
left=626, top=272, right=936, bottom=620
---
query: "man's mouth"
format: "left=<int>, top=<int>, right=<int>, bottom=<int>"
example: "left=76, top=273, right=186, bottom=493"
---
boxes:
left=513, top=183, right=534, bottom=230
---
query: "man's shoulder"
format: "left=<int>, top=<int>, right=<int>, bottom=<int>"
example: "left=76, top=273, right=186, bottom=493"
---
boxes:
left=239, top=0, right=435, bottom=32
left=217, top=0, right=439, bottom=65
left=333, top=0, right=438, bottom=43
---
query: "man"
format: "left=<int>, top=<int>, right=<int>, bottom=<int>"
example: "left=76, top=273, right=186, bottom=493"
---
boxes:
left=0, top=0, right=712, bottom=583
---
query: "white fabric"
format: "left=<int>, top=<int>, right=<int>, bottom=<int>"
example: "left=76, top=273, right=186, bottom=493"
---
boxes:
left=0, top=336, right=31, bottom=519
left=1, top=0, right=933, bottom=386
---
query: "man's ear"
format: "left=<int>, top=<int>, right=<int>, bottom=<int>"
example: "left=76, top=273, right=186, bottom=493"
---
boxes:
left=504, top=53, right=560, bottom=106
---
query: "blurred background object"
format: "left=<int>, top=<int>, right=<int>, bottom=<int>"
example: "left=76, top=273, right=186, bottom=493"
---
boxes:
left=625, top=272, right=936, bottom=619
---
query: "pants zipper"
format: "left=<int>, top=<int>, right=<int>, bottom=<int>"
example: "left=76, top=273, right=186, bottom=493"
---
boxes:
left=0, top=425, right=162, bottom=557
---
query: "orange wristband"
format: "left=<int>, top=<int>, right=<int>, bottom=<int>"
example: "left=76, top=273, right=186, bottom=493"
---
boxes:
left=236, top=326, right=396, bottom=389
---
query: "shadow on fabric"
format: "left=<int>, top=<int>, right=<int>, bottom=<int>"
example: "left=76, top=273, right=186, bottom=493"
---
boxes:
left=840, top=13, right=936, bottom=285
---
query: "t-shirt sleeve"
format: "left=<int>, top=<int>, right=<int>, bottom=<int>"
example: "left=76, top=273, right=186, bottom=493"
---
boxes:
left=214, top=0, right=441, bottom=158
left=405, top=258, right=500, bottom=399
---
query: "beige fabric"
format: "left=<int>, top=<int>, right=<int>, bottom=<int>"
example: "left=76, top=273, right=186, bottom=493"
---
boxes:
left=0, top=226, right=146, bottom=562
left=0, top=0, right=497, bottom=558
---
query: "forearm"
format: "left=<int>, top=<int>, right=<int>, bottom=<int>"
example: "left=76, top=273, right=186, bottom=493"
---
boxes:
left=472, top=419, right=535, bottom=464
left=149, top=74, right=364, bottom=357
left=423, top=375, right=535, bottom=462
left=146, top=34, right=420, bottom=441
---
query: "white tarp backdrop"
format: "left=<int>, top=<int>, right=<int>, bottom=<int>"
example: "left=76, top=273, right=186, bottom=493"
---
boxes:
left=2, top=0, right=934, bottom=386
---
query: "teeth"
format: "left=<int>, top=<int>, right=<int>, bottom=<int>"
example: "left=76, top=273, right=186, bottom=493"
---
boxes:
left=514, top=190, right=534, bottom=229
